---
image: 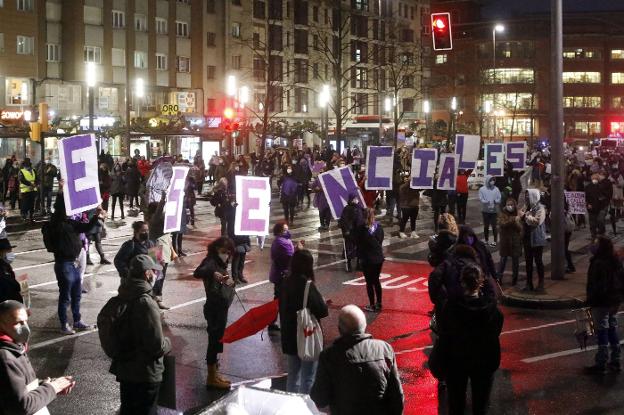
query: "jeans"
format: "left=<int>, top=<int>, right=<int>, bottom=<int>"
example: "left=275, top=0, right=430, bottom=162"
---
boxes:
left=482, top=212, right=498, bottom=242
left=286, top=354, right=318, bottom=394
left=498, top=256, right=519, bottom=284
left=232, top=250, right=246, bottom=280
left=446, top=370, right=494, bottom=415
left=119, top=381, right=161, bottom=415
left=524, top=245, right=544, bottom=289
left=456, top=193, right=468, bottom=223
left=152, top=263, right=168, bottom=297
left=589, top=208, right=607, bottom=238
left=399, top=207, right=419, bottom=233
left=111, top=193, right=125, bottom=218
left=362, top=262, right=383, bottom=306
left=592, top=307, right=620, bottom=366
left=54, top=261, right=82, bottom=327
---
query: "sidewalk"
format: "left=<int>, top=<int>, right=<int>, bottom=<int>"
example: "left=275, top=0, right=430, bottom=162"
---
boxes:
left=501, top=254, right=588, bottom=310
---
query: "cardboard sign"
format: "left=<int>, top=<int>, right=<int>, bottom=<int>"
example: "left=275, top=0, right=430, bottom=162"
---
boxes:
left=484, top=143, right=505, bottom=177
left=58, top=134, right=102, bottom=215
left=506, top=141, right=527, bottom=171
left=564, top=191, right=587, bottom=214
left=235, top=176, right=271, bottom=236
left=365, top=146, right=394, bottom=190
left=410, top=148, right=438, bottom=189
left=318, top=166, right=366, bottom=220
left=163, top=166, right=189, bottom=233
left=437, top=154, right=458, bottom=191
left=455, top=134, right=481, bottom=170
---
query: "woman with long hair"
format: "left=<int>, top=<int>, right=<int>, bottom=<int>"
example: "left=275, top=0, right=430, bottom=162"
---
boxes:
left=268, top=221, right=295, bottom=331
left=356, top=208, right=385, bottom=312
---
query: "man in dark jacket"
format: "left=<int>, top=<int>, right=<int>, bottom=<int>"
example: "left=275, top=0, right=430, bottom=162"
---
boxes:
left=0, top=300, right=75, bottom=414
left=51, top=187, right=102, bottom=335
left=0, top=239, right=21, bottom=304
left=339, top=194, right=364, bottom=272
left=114, top=221, right=156, bottom=279
left=585, top=172, right=613, bottom=238
left=109, top=255, right=171, bottom=415
left=311, top=304, right=403, bottom=415
left=40, top=158, right=58, bottom=214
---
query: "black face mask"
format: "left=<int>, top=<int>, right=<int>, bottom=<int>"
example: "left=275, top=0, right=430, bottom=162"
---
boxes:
left=138, top=232, right=149, bottom=241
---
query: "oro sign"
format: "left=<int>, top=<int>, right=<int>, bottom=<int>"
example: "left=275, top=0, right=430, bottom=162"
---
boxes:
left=161, top=104, right=179, bottom=115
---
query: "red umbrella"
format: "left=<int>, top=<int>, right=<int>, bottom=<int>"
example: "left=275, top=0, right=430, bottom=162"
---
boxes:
left=220, top=299, right=279, bottom=344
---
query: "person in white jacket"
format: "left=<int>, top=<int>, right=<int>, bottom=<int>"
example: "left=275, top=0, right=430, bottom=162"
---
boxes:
left=478, top=175, right=502, bottom=247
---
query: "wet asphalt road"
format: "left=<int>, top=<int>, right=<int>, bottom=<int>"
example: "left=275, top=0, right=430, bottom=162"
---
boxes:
left=9, top=191, right=624, bottom=415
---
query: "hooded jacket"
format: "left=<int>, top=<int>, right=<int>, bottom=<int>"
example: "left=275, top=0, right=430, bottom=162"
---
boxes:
left=478, top=175, right=502, bottom=213
left=523, top=189, right=547, bottom=247
left=269, top=235, right=294, bottom=283
left=587, top=254, right=624, bottom=308
left=0, top=336, right=57, bottom=415
left=498, top=200, right=523, bottom=258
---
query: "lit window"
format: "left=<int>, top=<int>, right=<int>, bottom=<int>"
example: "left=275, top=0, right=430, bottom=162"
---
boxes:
left=112, top=10, right=125, bottom=28
left=176, top=21, right=189, bottom=37
left=612, top=73, right=624, bottom=84
left=562, top=72, right=601, bottom=84
left=563, top=48, right=601, bottom=59
left=16, top=36, right=34, bottom=55
left=46, top=44, right=61, bottom=62
left=134, top=14, right=147, bottom=32
left=156, top=54, right=167, bottom=70
left=563, top=96, right=601, bottom=108
left=481, top=93, right=536, bottom=110
left=612, top=97, right=624, bottom=109
left=435, top=54, right=447, bottom=64
left=176, top=56, right=190, bottom=73
left=231, top=22, right=241, bottom=38
left=497, top=118, right=534, bottom=136
left=612, top=50, right=624, bottom=60
left=84, top=45, right=102, bottom=63
left=134, top=51, right=147, bottom=69
left=483, top=68, right=534, bottom=84
left=17, top=0, right=32, bottom=11
left=574, top=121, right=601, bottom=135
left=155, top=18, right=168, bottom=35
left=6, top=78, right=30, bottom=105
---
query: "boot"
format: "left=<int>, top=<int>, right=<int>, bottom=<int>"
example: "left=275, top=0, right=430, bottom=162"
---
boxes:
left=346, top=259, right=352, bottom=272
left=206, top=364, right=231, bottom=389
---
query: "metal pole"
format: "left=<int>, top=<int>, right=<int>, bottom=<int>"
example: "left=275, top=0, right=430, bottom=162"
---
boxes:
left=378, top=92, right=383, bottom=144
left=550, top=0, right=565, bottom=281
left=88, top=86, right=96, bottom=152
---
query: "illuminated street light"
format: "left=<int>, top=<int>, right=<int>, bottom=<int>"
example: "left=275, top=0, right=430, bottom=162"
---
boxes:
left=494, top=24, right=505, bottom=33
left=423, top=100, right=431, bottom=114
left=384, top=97, right=392, bottom=112
left=319, top=84, right=330, bottom=107
left=86, top=62, right=97, bottom=88
left=135, top=78, right=145, bottom=98
left=451, top=96, right=457, bottom=111
left=484, top=100, right=493, bottom=113
left=226, top=75, right=237, bottom=97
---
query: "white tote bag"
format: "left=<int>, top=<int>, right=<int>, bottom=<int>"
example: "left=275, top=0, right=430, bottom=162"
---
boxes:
left=296, top=280, right=324, bottom=362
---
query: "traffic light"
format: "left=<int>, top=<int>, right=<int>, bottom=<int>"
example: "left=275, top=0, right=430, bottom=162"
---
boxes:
left=431, top=12, right=452, bottom=51
left=39, top=103, right=49, bottom=132
left=29, top=122, right=41, bottom=142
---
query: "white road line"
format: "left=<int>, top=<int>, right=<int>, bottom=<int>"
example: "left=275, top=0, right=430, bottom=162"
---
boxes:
left=521, top=340, right=624, bottom=364
left=314, top=258, right=346, bottom=270
left=29, top=268, right=118, bottom=289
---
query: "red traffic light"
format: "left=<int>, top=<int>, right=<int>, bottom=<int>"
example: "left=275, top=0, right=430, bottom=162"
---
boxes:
left=431, top=12, right=452, bottom=51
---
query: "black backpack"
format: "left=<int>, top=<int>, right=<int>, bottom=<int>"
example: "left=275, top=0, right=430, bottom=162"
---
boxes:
left=41, top=221, right=57, bottom=253
left=97, top=295, right=144, bottom=359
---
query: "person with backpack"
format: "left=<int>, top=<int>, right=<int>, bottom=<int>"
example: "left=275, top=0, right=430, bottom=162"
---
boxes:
left=339, top=193, right=364, bottom=272
left=48, top=183, right=104, bottom=335
left=193, top=237, right=236, bottom=389
left=114, top=221, right=156, bottom=279
left=100, top=254, right=171, bottom=415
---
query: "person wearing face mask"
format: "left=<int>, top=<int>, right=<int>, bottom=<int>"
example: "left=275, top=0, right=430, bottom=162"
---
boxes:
left=98, top=163, right=112, bottom=212
left=279, top=166, right=299, bottom=225
left=0, top=239, right=21, bottom=304
left=0, top=300, right=76, bottom=414
left=193, top=237, right=236, bottom=389
left=114, top=221, right=156, bottom=279
left=356, top=208, right=385, bottom=312
left=269, top=222, right=295, bottom=331
left=107, top=255, right=171, bottom=414
left=520, top=189, right=547, bottom=292
left=478, top=175, right=502, bottom=247
left=608, top=167, right=624, bottom=236
left=497, top=198, right=523, bottom=286
left=585, top=173, right=612, bottom=239
left=457, top=225, right=497, bottom=284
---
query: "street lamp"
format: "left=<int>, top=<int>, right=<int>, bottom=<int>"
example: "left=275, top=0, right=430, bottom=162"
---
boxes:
left=319, top=84, right=330, bottom=144
left=492, top=24, right=505, bottom=117
left=86, top=62, right=97, bottom=135
left=423, top=100, right=431, bottom=143
left=450, top=96, right=457, bottom=111
left=384, top=97, right=392, bottom=112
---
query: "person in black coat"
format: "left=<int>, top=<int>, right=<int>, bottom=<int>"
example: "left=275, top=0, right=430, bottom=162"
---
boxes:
left=0, top=238, right=21, bottom=304
left=356, top=207, right=385, bottom=312
left=586, top=236, right=624, bottom=373
left=436, top=265, right=503, bottom=415
left=279, top=249, right=328, bottom=394
left=339, top=194, right=364, bottom=272
left=457, top=225, right=497, bottom=281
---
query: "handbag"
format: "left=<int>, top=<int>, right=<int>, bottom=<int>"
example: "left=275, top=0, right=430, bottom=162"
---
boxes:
left=296, top=280, right=324, bottom=362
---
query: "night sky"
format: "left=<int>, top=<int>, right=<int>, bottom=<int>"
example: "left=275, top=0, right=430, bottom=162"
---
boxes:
left=479, top=0, right=624, bottom=18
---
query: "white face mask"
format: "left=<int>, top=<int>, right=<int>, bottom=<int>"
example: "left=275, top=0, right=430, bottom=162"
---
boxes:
left=287, top=169, right=292, bottom=174
left=592, top=179, right=599, bottom=185
left=506, top=205, right=514, bottom=212
left=4, top=252, right=15, bottom=263
left=218, top=253, right=229, bottom=263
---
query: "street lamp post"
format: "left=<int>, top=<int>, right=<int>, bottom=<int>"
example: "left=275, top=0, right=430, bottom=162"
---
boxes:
left=319, top=84, right=330, bottom=147
left=447, top=96, right=457, bottom=148
left=86, top=62, right=97, bottom=151
left=492, top=24, right=505, bottom=135
left=423, top=99, right=431, bottom=143
left=225, top=75, right=237, bottom=155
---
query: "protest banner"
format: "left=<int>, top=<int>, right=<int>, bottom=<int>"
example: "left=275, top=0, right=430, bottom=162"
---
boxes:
left=484, top=143, right=505, bottom=177
left=235, top=176, right=271, bottom=236
left=163, top=166, right=189, bottom=233
left=455, top=134, right=481, bottom=170
left=58, top=134, right=102, bottom=215
left=564, top=191, right=587, bottom=214
left=319, top=166, right=365, bottom=219
left=410, top=148, right=438, bottom=189
left=365, top=146, right=394, bottom=190
left=437, top=154, right=458, bottom=190
left=506, top=141, right=527, bottom=171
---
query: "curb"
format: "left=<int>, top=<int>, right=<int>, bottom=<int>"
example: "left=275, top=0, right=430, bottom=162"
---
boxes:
left=501, top=291, right=585, bottom=310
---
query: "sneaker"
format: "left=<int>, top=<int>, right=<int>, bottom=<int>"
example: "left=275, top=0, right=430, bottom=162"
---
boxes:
left=410, top=232, right=420, bottom=239
left=399, top=232, right=408, bottom=239
left=73, top=321, right=91, bottom=331
left=86, top=259, right=94, bottom=266
left=100, top=258, right=111, bottom=265
left=375, top=302, right=383, bottom=311
left=60, top=324, right=76, bottom=335
left=179, top=251, right=188, bottom=257
left=363, top=304, right=377, bottom=312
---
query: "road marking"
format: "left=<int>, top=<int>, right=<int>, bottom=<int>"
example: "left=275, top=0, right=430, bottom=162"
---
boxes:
left=314, top=258, right=346, bottom=270
left=29, top=268, right=118, bottom=289
left=521, top=340, right=624, bottom=364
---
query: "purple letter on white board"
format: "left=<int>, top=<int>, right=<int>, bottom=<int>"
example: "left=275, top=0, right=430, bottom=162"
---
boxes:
left=485, top=143, right=505, bottom=177
left=365, top=146, right=394, bottom=190
left=437, top=154, right=458, bottom=191
left=58, top=134, right=101, bottom=216
left=455, top=134, right=480, bottom=170
left=319, top=166, right=365, bottom=220
left=235, top=176, right=270, bottom=236
left=506, top=141, right=527, bottom=171
left=163, top=166, right=189, bottom=233
left=410, top=148, right=438, bottom=189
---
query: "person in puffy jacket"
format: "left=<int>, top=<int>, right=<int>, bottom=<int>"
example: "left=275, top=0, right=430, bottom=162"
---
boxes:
left=585, top=236, right=624, bottom=373
left=193, top=237, right=236, bottom=389
left=521, top=189, right=547, bottom=292
left=428, top=213, right=458, bottom=267
left=478, top=175, right=502, bottom=247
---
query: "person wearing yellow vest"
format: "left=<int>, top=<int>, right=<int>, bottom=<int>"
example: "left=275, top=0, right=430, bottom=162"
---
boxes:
left=18, top=158, right=36, bottom=221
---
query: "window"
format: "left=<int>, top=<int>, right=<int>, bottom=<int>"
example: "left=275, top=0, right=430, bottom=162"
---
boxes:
left=231, top=22, right=241, bottom=38
left=295, top=88, right=308, bottom=113
left=0, top=34, right=4, bottom=53
left=6, top=78, right=30, bottom=105
left=563, top=96, right=601, bottom=108
left=612, top=97, right=624, bottom=109
left=353, top=0, right=368, bottom=11
left=155, top=18, right=167, bottom=35
left=563, top=47, right=601, bottom=59
left=134, top=51, right=147, bottom=68
left=232, top=0, right=241, bottom=5
left=253, top=1, right=265, bottom=19
left=268, top=0, right=282, bottom=20
left=312, top=62, right=319, bottom=79
left=269, top=25, right=282, bottom=50
left=353, top=93, right=368, bottom=114
left=352, top=67, right=367, bottom=88
left=176, top=56, right=190, bottom=72
left=574, top=121, right=601, bottom=135
left=497, top=118, right=534, bottom=136
left=253, top=59, right=265, bottom=81
left=112, top=10, right=125, bottom=28
left=562, top=71, right=601, bottom=84
left=294, top=59, right=308, bottom=83
left=16, top=36, right=33, bottom=55
left=268, top=55, right=283, bottom=81
left=207, top=32, right=216, bottom=47
left=435, top=54, right=447, bottom=64
left=403, top=98, right=414, bottom=112
left=313, top=5, right=318, bottom=21
left=112, top=48, right=125, bottom=67
left=135, top=14, right=147, bottom=31
left=294, top=29, right=308, bottom=54
left=612, top=50, right=624, bottom=60
left=294, top=1, right=308, bottom=25
left=482, top=68, right=534, bottom=84
left=206, top=65, right=216, bottom=79
left=176, top=21, right=189, bottom=37
left=46, top=44, right=61, bottom=62
left=351, top=40, right=368, bottom=63
left=482, top=93, right=536, bottom=110
left=232, top=55, right=241, bottom=70
left=207, top=0, right=216, bottom=14
left=403, top=75, right=414, bottom=88
left=98, top=87, right=118, bottom=110
left=17, top=0, right=32, bottom=11
left=612, top=73, right=624, bottom=84
left=156, top=54, right=167, bottom=70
